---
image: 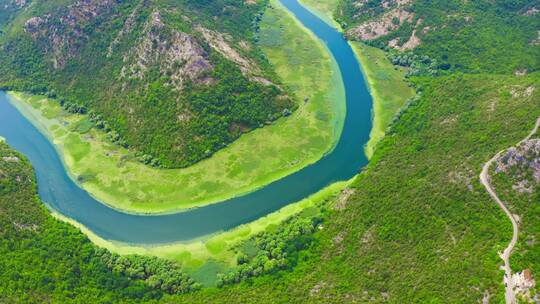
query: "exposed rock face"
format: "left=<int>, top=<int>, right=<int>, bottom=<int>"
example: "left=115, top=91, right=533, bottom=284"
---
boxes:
left=347, top=8, right=414, bottom=41
left=496, top=138, right=540, bottom=182
left=511, top=269, right=536, bottom=301
left=197, top=26, right=254, bottom=74
left=10, top=0, right=293, bottom=167
left=196, top=26, right=274, bottom=86
left=120, top=11, right=213, bottom=91
left=1, top=156, right=20, bottom=162
left=348, top=0, right=411, bottom=19
left=522, top=7, right=539, bottom=16
left=344, top=0, right=428, bottom=51
left=333, top=188, right=356, bottom=210
left=23, top=1, right=271, bottom=88
left=24, top=0, right=118, bottom=68
left=107, top=0, right=144, bottom=57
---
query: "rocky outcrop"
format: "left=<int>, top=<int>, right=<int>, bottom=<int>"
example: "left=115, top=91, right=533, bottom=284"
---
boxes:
left=522, top=7, right=539, bottom=16
left=107, top=0, right=144, bottom=57
left=496, top=138, right=540, bottom=182
left=348, top=0, right=411, bottom=20
left=512, top=269, right=537, bottom=302
left=347, top=8, right=414, bottom=41
left=196, top=26, right=274, bottom=86
left=1, top=156, right=20, bottom=162
left=10, top=0, right=293, bottom=168
left=120, top=11, right=213, bottom=91
left=344, top=0, right=432, bottom=51
left=24, top=0, right=118, bottom=68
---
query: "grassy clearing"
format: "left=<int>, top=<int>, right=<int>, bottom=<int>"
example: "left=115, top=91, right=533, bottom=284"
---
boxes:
left=351, top=43, right=415, bottom=158
left=6, top=0, right=345, bottom=214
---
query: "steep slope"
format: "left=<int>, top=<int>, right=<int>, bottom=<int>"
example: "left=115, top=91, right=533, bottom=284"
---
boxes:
left=337, top=0, right=540, bottom=74
left=0, top=0, right=294, bottom=168
left=3, top=73, right=538, bottom=303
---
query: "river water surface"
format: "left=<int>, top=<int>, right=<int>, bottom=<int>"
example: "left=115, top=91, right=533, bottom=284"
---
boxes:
left=0, top=0, right=373, bottom=244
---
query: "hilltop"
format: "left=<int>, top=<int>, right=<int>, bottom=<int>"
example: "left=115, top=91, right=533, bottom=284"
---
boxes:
left=0, top=0, right=294, bottom=168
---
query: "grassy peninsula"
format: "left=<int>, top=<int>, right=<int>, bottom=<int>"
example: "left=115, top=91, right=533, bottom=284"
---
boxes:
left=6, top=0, right=345, bottom=214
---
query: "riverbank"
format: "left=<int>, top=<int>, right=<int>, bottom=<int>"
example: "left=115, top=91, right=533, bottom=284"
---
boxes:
left=298, top=0, right=340, bottom=28
left=350, top=43, right=415, bottom=158
left=6, top=0, right=345, bottom=214
left=55, top=179, right=351, bottom=287
left=299, top=0, right=414, bottom=158
left=0, top=0, right=372, bottom=289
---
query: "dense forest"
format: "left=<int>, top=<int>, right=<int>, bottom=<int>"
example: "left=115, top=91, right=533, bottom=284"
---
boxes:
left=0, top=142, right=163, bottom=303
left=0, top=0, right=294, bottom=168
left=174, top=72, right=540, bottom=303
left=3, top=73, right=539, bottom=303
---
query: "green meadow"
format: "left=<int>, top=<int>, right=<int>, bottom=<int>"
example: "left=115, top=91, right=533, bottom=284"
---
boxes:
left=7, top=0, right=345, bottom=214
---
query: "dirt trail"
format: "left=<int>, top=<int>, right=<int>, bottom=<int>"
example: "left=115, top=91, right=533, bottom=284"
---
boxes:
left=480, top=117, right=540, bottom=304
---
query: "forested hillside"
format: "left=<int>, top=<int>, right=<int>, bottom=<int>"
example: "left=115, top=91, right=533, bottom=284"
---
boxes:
left=180, top=1, right=540, bottom=302
left=0, top=141, right=163, bottom=303
left=336, top=0, right=540, bottom=74
left=0, top=0, right=294, bottom=168
left=174, top=73, right=540, bottom=303
left=491, top=125, right=540, bottom=301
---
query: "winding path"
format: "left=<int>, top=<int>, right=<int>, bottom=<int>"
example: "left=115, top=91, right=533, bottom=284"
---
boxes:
left=480, top=116, right=540, bottom=304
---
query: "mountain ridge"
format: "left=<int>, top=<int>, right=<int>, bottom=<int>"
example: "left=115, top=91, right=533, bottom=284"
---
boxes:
left=0, top=0, right=295, bottom=168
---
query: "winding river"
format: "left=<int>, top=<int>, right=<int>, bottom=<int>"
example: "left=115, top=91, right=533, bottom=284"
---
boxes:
left=0, top=0, right=372, bottom=244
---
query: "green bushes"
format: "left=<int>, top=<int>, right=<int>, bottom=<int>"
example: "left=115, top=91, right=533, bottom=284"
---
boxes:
left=491, top=135, right=540, bottom=297
left=96, top=249, right=201, bottom=294
left=217, top=213, right=322, bottom=287
left=172, top=73, right=540, bottom=303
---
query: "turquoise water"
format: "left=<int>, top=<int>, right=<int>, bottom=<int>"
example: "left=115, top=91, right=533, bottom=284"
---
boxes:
left=0, top=0, right=372, bottom=244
